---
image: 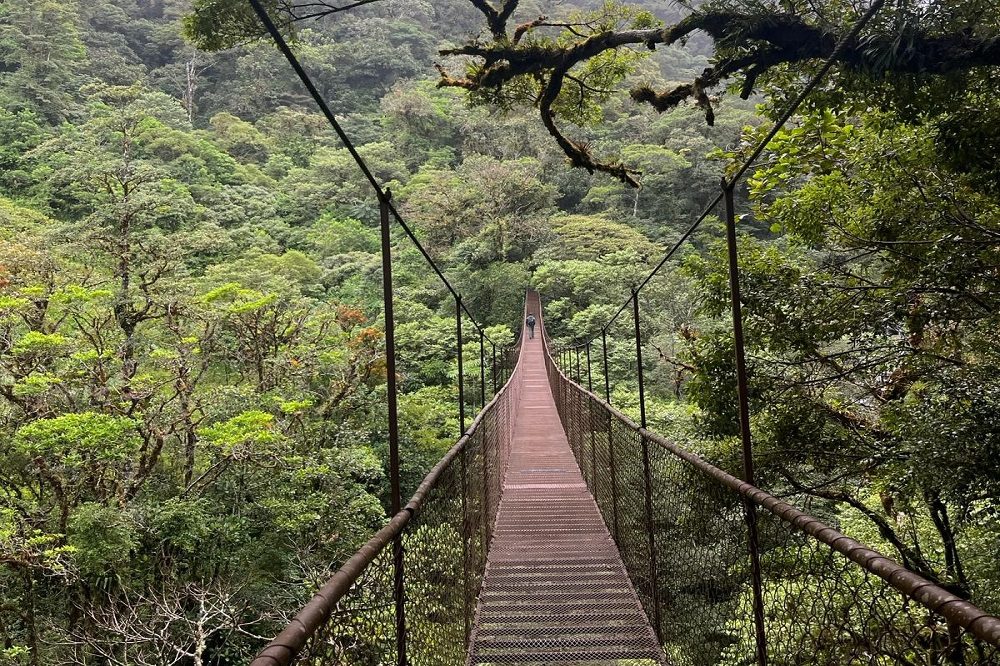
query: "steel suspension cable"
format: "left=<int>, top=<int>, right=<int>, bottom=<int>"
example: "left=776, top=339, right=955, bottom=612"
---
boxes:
left=728, top=0, right=887, bottom=186
left=603, top=190, right=725, bottom=330
left=560, top=0, right=887, bottom=352
left=247, top=0, right=497, bottom=343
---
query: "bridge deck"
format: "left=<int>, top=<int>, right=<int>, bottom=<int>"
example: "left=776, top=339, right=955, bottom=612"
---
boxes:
left=468, top=324, right=665, bottom=665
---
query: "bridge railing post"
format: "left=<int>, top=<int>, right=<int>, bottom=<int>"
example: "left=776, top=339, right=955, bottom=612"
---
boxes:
left=479, top=330, right=486, bottom=409
left=586, top=342, right=597, bottom=502
left=479, top=329, right=490, bottom=550
left=723, top=180, right=768, bottom=665
left=601, top=328, right=621, bottom=545
left=491, top=342, right=497, bottom=395
left=573, top=347, right=582, bottom=458
left=567, top=346, right=576, bottom=456
left=560, top=349, right=568, bottom=421
left=457, top=295, right=465, bottom=433
left=455, top=294, right=472, bottom=643
left=378, top=193, right=408, bottom=666
left=632, top=287, right=662, bottom=642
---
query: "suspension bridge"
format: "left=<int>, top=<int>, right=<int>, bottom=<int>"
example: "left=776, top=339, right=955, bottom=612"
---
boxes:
left=241, top=0, right=1000, bottom=663
left=252, top=289, right=1000, bottom=666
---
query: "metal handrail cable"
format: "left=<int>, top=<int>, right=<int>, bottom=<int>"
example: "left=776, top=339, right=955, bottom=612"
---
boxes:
left=538, top=300, right=1000, bottom=651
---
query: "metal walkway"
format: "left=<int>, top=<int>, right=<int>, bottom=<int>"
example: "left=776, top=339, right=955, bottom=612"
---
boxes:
left=468, top=319, right=665, bottom=665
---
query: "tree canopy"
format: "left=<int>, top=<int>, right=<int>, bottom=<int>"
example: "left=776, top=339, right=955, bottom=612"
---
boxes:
left=2, top=0, right=1000, bottom=662
left=187, top=0, right=1000, bottom=186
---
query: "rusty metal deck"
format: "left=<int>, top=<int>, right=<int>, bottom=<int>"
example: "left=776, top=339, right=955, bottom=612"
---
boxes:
left=468, top=323, right=665, bottom=665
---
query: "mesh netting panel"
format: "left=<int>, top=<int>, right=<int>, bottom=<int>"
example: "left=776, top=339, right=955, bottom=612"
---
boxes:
left=264, top=330, right=523, bottom=666
left=545, top=336, right=1000, bottom=666
left=754, top=509, right=1000, bottom=665
left=404, top=445, right=475, bottom=665
left=401, top=333, right=524, bottom=666
left=294, top=547, right=396, bottom=665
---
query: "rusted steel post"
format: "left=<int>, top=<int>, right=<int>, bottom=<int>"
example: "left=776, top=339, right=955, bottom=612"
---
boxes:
left=566, top=346, right=576, bottom=456
left=478, top=331, right=490, bottom=549
left=379, top=193, right=408, bottom=666
left=586, top=342, right=597, bottom=500
left=632, top=287, right=662, bottom=641
left=560, top=349, right=567, bottom=419
left=723, top=180, right=768, bottom=666
left=565, top=348, right=571, bottom=424
left=457, top=296, right=466, bottom=433
left=491, top=343, right=497, bottom=394
left=601, top=329, right=621, bottom=543
left=479, top=330, right=486, bottom=409
left=586, top=342, right=594, bottom=392
left=456, top=295, right=472, bottom=642
left=601, top=330, right=612, bottom=405
left=574, top=346, right=583, bottom=457
left=480, top=420, right=490, bottom=553
left=631, top=289, right=647, bottom=430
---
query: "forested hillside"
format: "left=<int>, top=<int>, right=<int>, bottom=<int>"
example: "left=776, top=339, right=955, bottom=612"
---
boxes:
left=2, top=0, right=1000, bottom=663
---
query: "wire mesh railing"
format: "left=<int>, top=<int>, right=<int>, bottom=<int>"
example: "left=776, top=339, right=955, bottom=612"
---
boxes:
left=243, top=3, right=528, bottom=663
left=251, top=325, right=523, bottom=666
left=540, top=305, right=1000, bottom=666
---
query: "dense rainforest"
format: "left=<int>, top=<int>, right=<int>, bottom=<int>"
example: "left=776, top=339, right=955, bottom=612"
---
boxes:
left=1, top=0, right=999, bottom=663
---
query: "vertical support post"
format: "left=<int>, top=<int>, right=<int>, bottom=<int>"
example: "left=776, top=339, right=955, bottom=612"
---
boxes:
left=573, top=347, right=582, bottom=457
left=491, top=343, right=497, bottom=394
left=586, top=342, right=597, bottom=501
left=723, top=180, right=768, bottom=666
left=586, top=342, right=594, bottom=392
left=602, top=328, right=621, bottom=544
left=478, top=329, right=489, bottom=550
left=379, top=193, right=407, bottom=666
left=565, top=348, right=571, bottom=435
left=479, top=330, right=486, bottom=409
left=602, top=330, right=612, bottom=404
left=456, top=294, right=471, bottom=643
left=632, top=287, right=662, bottom=641
left=457, top=296, right=465, bottom=434
left=561, top=349, right=567, bottom=420
left=566, top=346, right=575, bottom=455
left=632, top=288, right=647, bottom=430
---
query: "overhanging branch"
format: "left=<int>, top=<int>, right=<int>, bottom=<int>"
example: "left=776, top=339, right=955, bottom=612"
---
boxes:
left=539, top=68, right=640, bottom=187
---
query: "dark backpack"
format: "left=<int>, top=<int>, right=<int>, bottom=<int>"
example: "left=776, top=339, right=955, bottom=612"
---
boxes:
left=526, top=315, right=536, bottom=326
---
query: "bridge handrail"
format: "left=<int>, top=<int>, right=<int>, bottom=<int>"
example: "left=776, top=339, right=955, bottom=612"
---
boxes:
left=252, top=310, right=528, bottom=666
left=537, top=301, right=1000, bottom=650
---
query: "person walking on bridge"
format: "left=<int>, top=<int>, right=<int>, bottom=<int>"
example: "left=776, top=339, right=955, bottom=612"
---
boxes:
left=526, top=314, right=536, bottom=339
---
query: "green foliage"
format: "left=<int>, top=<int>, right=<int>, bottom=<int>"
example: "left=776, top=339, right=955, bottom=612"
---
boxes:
left=183, top=0, right=281, bottom=52
left=67, top=503, right=137, bottom=578
left=198, top=410, right=283, bottom=454
left=0, top=0, right=88, bottom=120
left=14, top=412, right=140, bottom=463
left=542, top=214, right=658, bottom=261
left=309, top=214, right=379, bottom=256
left=10, top=331, right=68, bottom=356
left=4, top=0, right=1000, bottom=662
left=148, top=498, right=213, bottom=556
